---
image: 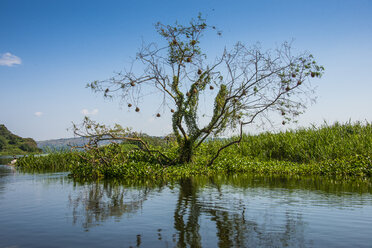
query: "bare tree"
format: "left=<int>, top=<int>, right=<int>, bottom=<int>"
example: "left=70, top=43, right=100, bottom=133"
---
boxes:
left=71, top=117, right=171, bottom=167
left=87, top=14, right=324, bottom=165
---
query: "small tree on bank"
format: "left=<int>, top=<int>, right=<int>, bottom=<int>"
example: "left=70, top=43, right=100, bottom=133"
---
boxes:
left=86, top=15, right=324, bottom=165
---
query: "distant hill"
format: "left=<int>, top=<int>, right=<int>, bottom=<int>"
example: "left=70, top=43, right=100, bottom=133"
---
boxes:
left=37, top=134, right=171, bottom=152
left=37, top=137, right=90, bottom=151
left=36, top=133, right=222, bottom=152
left=37, top=136, right=132, bottom=151
left=0, top=124, right=42, bottom=155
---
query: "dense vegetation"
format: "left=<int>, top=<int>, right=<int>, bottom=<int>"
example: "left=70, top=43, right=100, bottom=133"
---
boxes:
left=216, top=121, right=371, bottom=163
left=0, top=124, right=42, bottom=156
left=15, top=122, right=371, bottom=180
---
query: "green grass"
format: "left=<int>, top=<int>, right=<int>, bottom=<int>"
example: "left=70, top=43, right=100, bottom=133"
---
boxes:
left=16, top=152, right=81, bottom=172
left=64, top=152, right=371, bottom=180
left=216, top=121, right=372, bottom=163
left=16, top=121, right=372, bottom=179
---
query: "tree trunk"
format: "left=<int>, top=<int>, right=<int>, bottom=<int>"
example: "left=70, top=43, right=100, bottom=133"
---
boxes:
left=178, top=139, right=194, bottom=163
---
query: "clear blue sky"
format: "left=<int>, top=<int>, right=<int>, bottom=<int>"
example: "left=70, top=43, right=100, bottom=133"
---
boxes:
left=1, top=0, right=371, bottom=140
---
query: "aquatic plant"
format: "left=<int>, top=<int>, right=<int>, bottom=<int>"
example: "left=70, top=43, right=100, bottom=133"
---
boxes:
left=16, top=151, right=81, bottom=172
left=234, top=121, right=372, bottom=163
left=16, top=122, right=372, bottom=179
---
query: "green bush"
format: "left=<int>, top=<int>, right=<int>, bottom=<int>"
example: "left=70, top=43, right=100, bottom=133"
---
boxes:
left=0, top=136, right=6, bottom=150
left=16, top=152, right=82, bottom=172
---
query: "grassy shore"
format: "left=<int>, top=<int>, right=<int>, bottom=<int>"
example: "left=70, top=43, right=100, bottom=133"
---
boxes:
left=16, top=122, right=372, bottom=179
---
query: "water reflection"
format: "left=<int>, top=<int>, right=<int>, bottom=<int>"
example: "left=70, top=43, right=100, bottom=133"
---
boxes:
left=0, top=156, right=13, bottom=167
left=0, top=164, right=16, bottom=196
left=68, top=180, right=161, bottom=230
left=174, top=177, right=307, bottom=247
left=67, top=175, right=372, bottom=247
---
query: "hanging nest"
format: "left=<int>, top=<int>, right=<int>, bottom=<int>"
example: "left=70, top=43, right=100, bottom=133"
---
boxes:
left=156, top=113, right=161, bottom=117
left=171, top=109, right=175, bottom=113
left=292, top=73, right=296, bottom=78
left=190, top=40, right=196, bottom=46
left=193, top=88, right=198, bottom=94
left=186, top=92, right=191, bottom=97
left=130, top=82, right=135, bottom=87
left=128, top=103, right=132, bottom=108
left=282, top=121, right=286, bottom=125
left=186, top=57, right=191, bottom=63
left=197, top=69, right=202, bottom=75
left=135, top=107, right=140, bottom=112
left=297, top=80, right=302, bottom=86
left=285, top=86, right=290, bottom=92
left=311, top=72, right=315, bottom=78
left=209, top=85, right=214, bottom=90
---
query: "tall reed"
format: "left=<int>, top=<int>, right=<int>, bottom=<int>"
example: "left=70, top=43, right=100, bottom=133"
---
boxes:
left=229, top=121, right=371, bottom=163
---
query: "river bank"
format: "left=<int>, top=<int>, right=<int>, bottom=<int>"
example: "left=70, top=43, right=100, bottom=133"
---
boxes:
left=15, top=122, right=372, bottom=180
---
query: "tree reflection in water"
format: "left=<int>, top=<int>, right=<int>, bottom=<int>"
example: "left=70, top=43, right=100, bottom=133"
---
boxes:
left=68, top=180, right=156, bottom=230
left=67, top=176, right=371, bottom=247
left=174, top=177, right=306, bottom=248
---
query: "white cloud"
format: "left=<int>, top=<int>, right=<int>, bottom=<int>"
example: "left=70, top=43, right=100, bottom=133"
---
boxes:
left=34, top=112, right=43, bottom=117
left=81, top=109, right=89, bottom=115
left=81, top=108, right=99, bottom=115
left=0, top=53, right=22, bottom=66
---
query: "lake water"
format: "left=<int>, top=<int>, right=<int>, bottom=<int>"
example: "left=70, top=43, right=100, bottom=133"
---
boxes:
left=1, top=158, right=372, bottom=248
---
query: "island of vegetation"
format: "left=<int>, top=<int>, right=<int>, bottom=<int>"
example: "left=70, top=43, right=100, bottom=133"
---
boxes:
left=0, top=124, right=42, bottom=156
left=16, top=122, right=371, bottom=180
left=15, top=16, right=371, bottom=180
